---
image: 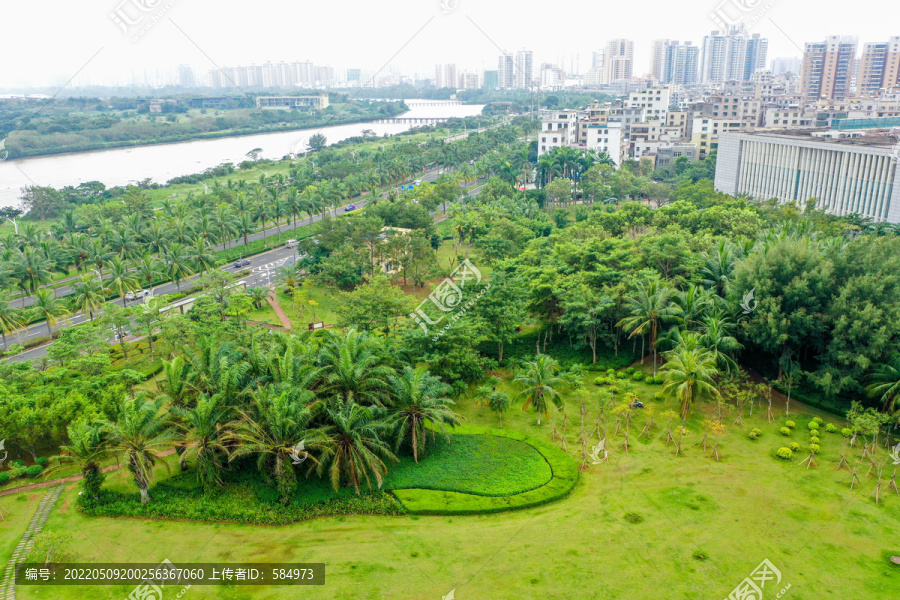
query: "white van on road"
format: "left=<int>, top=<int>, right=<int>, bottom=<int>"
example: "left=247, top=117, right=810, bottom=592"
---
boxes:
left=285, top=239, right=299, bottom=248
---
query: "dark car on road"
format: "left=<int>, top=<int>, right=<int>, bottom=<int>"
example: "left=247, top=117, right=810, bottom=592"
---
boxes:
left=233, top=259, right=251, bottom=268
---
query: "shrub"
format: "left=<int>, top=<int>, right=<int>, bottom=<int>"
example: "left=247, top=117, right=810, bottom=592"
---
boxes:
left=25, top=465, right=43, bottom=478
left=632, top=372, right=644, bottom=382
left=616, top=372, right=626, bottom=379
left=813, top=417, right=823, bottom=425
left=11, top=459, right=24, bottom=468
left=809, top=444, right=820, bottom=454
left=626, top=367, right=636, bottom=375
left=841, top=428, right=852, bottom=437
left=776, top=447, right=793, bottom=459
left=654, top=392, right=664, bottom=400
left=0, top=472, right=9, bottom=484
left=810, top=429, right=820, bottom=438
left=624, top=512, right=643, bottom=523
left=825, top=423, right=838, bottom=433
left=807, top=421, right=818, bottom=430
left=810, top=436, right=820, bottom=444
left=35, top=457, right=49, bottom=467
left=785, top=421, right=796, bottom=429
left=789, top=442, right=801, bottom=452
left=607, top=369, right=615, bottom=376
left=594, top=377, right=606, bottom=386
left=780, top=427, right=791, bottom=436
left=749, top=428, right=762, bottom=440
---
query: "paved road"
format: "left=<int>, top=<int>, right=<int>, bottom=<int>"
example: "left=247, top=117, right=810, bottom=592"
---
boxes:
left=5, top=169, right=485, bottom=363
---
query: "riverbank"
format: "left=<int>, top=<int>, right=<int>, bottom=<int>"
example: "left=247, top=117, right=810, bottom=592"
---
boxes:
left=4, top=101, right=408, bottom=161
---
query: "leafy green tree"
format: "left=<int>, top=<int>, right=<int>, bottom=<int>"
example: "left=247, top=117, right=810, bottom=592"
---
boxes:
left=514, top=355, right=568, bottom=425
left=308, top=133, right=327, bottom=152
left=334, top=275, right=410, bottom=334
left=473, top=275, right=525, bottom=363
left=867, top=353, right=900, bottom=414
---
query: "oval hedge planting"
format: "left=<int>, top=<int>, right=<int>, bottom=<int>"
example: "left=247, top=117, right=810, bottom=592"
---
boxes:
left=392, top=426, right=579, bottom=515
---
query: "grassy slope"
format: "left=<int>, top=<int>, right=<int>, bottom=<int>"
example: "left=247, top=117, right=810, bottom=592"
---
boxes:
left=23, top=360, right=900, bottom=600
left=0, top=490, right=46, bottom=567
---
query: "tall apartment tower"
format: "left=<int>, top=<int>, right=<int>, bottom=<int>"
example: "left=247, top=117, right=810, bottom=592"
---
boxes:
left=434, top=64, right=458, bottom=89
left=498, top=53, right=516, bottom=89
left=515, top=49, right=534, bottom=89
left=661, top=42, right=700, bottom=85
left=650, top=39, right=673, bottom=79
left=605, top=39, right=634, bottom=82
left=800, top=35, right=858, bottom=101
left=858, top=36, right=900, bottom=95
left=700, top=28, right=768, bottom=82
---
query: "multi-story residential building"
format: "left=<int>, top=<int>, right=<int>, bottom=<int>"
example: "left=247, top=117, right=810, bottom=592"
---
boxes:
left=771, top=57, right=802, bottom=76
left=458, top=71, right=481, bottom=90
left=700, top=27, right=769, bottom=83
left=482, top=70, right=499, bottom=89
left=498, top=53, right=516, bottom=89
left=605, top=39, right=634, bottom=82
left=515, top=49, right=535, bottom=89
left=626, top=88, right=670, bottom=121
left=858, top=37, right=900, bottom=95
left=760, top=106, right=813, bottom=128
left=656, top=144, right=699, bottom=168
left=700, top=94, right=761, bottom=128
left=800, top=36, right=858, bottom=101
left=660, top=42, right=700, bottom=85
left=691, top=116, right=744, bottom=158
left=434, top=64, right=458, bottom=89
left=716, top=131, right=900, bottom=222
left=538, top=110, right=580, bottom=155
left=650, top=40, right=673, bottom=80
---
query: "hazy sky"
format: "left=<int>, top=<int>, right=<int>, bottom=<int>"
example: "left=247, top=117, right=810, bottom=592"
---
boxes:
left=0, top=0, right=895, bottom=89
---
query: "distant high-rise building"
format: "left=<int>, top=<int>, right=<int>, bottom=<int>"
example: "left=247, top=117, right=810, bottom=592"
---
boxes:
left=800, top=35, right=858, bottom=101
left=592, top=49, right=606, bottom=70
left=650, top=39, right=673, bottom=79
left=498, top=53, right=516, bottom=89
left=605, top=39, right=634, bottom=82
left=515, top=49, right=534, bottom=89
left=771, top=57, right=802, bottom=75
left=858, top=36, right=900, bottom=95
left=177, top=65, right=195, bottom=88
left=700, top=27, right=768, bottom=83
left=434, top=64, right=458, bottom=89
left=661, top=42, right=699, bottom=85
left=483, top=70, right=499, bottom=89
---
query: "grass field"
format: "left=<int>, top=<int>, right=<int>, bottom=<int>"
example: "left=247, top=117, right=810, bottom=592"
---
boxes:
left=0, top=490, right=46, bottom=567
left=17, top=358, right=900, bottom=600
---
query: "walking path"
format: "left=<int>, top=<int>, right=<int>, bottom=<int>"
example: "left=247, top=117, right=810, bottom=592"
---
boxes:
left=267, top=290, right=292, bottom=330
left=0, top=485, right=64, bottom=600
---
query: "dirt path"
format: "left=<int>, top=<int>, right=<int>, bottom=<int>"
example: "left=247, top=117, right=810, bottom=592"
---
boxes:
left=0, top=449, right=177, bottom=498
left=267, top=290, right=293, bottom=330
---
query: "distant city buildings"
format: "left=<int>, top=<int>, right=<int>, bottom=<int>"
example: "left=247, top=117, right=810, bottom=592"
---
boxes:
left=699, top=27, right=768, bottom=83
left=604, top=39, right=634, bottom=83
left=800, top=36, right=858, bottom=101
left=255, top=95, right=330, bottom=110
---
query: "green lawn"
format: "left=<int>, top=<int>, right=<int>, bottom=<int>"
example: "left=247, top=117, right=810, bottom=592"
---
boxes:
left=0, top=490, right=46, bottom=567
left=18, top=361, right=900, bottom=599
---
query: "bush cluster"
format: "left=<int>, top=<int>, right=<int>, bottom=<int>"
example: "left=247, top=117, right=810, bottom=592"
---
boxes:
left=748, top=428, right=762, bottom=440
left=776, top=447, right=793, bottom=459
left=780, top=427, right=791, bottom=436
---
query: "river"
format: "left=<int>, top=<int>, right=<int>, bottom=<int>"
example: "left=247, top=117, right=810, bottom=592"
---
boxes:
left=0, top=100, right=485, bottom=208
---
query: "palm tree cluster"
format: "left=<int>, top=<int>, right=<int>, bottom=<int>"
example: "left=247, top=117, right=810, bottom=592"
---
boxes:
left=67, top=329, right=460, bottom=505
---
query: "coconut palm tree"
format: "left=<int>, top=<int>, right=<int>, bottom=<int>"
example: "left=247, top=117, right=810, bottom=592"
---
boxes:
left=228, top=387, right=324, bottom=504
left=387, top=366, right=459, bottom=462
left=171, top=395, right=231, bottom=490
left=0, top=291, right=25, bottom=348
left=660, top=346, right=721, bottom=434
left=164, top=243, right=195, bottom=292
left=488, top=391, right=511, bottom=427
left=105, top=256, right=140, bottom=307
left=617, top=280, right=679, bottom=376
left=70, top=274, right=105, bottom=321
left=135, top=253, right=163, bottom=295
left=57, top=421, right=108, bottom=499
left=317, top=329, right=395, bottom=406
left=32, top=288, right=70, bottom=336
left=866, top=353, right=900, bottom=414
left=192, top=239, right=217, bottom=274
left=514, top=355, right=569, bottom=425
left=247, top=287, right=270, bottom=309
left=317, top=397, right=397, bottom=494
left=105, top=395, right=175, bottom=504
